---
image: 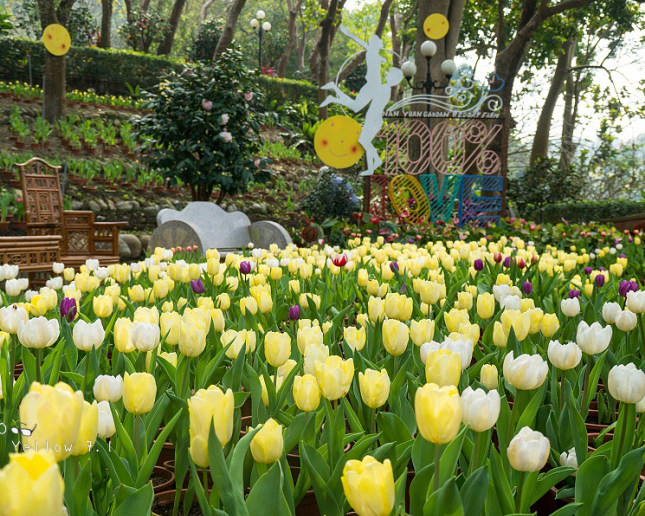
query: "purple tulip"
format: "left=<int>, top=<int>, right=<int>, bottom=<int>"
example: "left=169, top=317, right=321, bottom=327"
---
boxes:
left=619, top=254, right=626, bottom=259
left=595, top=274, right=605, bottom=288
left=190, top=278, right=205, bottom=294
left=289, top=305, right=301, bottom=321
left=503, top=256, right=511, bottom=268
left=599, top=267, right=605, bottom=271
left=400, top=284, right=407, bottom=293
left=619, top=280, right=639, bottom=297
left=239, top=261, right=251, bottom=275
left=523, top=281, right=533, bottom=295
left=60, top=297, right=77, bottom=322
left=389, top=261, right=399, bottom=273
left=568, top=289, right=580, bottom=299
left=474, top=259, right=484, bottom=271
left=584, top=267, right=592, bottom=275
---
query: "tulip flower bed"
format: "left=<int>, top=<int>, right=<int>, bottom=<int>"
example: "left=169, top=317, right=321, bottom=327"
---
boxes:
left=0, top=233, right=644, bottom=516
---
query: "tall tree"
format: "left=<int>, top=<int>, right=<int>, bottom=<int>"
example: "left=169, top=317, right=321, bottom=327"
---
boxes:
left=37, top=0, right=77, bottom=122
left=157, top=0, right=187, bottom=55
left=312, top=0, right=340, bottom=118
left=278, top=0, right=304, bottom=77
left=214, top=0, right=246, bottom=57
left=98, top=0, right=113, bottom=48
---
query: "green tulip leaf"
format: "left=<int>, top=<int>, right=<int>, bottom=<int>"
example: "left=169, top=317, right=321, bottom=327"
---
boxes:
left=300, top=442, right=342, bottom=516
left=575, top=454, right=610, bottom=515
left=590, top=447, right=645, bottom=516
left=109, top=401, right=138, bottom=474
left=190, top=461, right=214, bottom=516
left=440, top=425, right=468, bottom=486
left=515, top=382, right=547, bottom=434
left=136, top=406, right=183, bottom=487
left=246, top=462, right=292, bottom=516
left=490, top=447, right=515, bottom=515
left=460, top=465, right=488, bottom=516
left=377, top=412, right=412, bottom=444
left=409, top=463, right=434, bottom=516
left=113, top=482, right=154, bottom=516
left=284, top=412, right=307, bottom=454
left=526, top=467, right=574, bottom=509
left=412, top=433, right=434, bottom=472
left=95, top=438, right=133, bottom=486
left=423, top=478, right=464, bottom=516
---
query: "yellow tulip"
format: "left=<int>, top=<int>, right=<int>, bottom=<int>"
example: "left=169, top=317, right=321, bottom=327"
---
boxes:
left=240, top=296, right=258, bottom=315
left=113, top=264, right=131, bottom=283
left=63, top=267, right=75, bottom=281
left=425, top=349, right=461, bottom=386
left=114, top=317, right=135, bottom=353
left=527, top=308, right=544, bottom=334
left=123, top=372, right=156, bottom=415
left=342, top=456, right=395, bottom=516
left=418, top=280, right=441, bottom=305
left=188, top=386, right=234, bottom=466
left=222, top=329, right=256, bottom=358
left=260, top=375, right=284, bottom=407
left=134, top=306, right=159, bottom=325
left=0, top=450, right=65, bottom=516
left=71, top=400, right=98, bottom=456
left=207, top=258, right=220, bottom=276
left=314, top=355, right=354, bottom=400
left=384, top=293, right=413, bottom=321
left=359, top=369, right=390, bottom=409
left=93, top=295, right=113, bottom=318
left=297, top=325, right=323, bottom=354
left=300, top=293, right=321, bottom=309
left=344, top=326, right=366, bottom=352
left=415, top=383, right=462, bottom=444
left=288, top=280, right=300, bottom=294
left=160, top=311, right=181, bottom=346
left=492, top=321, right=508, bottom=348
left=444, top=309, right=469, bottom=333
left=409, top=319, right=435, bottom=347
left=217, top=293, right=231, bottom=310
left=210, top=308, right=225, bottom=332
left=501, top=310, right=530, bottom=341
left=250, top=418, right=284, bottom=464
left=19, top=382, right=84, bottom=461
left=541, top=313, right=560, bottom=338
left=368, top=296, right=385, bottom=323
left=178, top=320, right=207, bottom=357
left=265, top=331, right=291, bottom=367
left=455, top=291, right=473, bottom=310
left=270, top=267, right=283, bottom=281
left=128, top=285, right=145, bottom=303
left=476, top=293, right=495, bottom=319
left=255, top=291, right=273, bottom=313
left=382, top=319, right=409, bottom=356
left=293, top=374, right=321, bottom=412
left=357, top=269, right=368, bottom=287
left=480, top=364, right=498, bottom=390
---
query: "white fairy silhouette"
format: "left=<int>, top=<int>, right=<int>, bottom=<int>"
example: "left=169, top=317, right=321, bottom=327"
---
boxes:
left=320, top=26, right=402, bottom=176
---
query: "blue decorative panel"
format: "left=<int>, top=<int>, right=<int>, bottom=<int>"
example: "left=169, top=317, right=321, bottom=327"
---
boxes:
left=457, top=175, right=504, bottom=227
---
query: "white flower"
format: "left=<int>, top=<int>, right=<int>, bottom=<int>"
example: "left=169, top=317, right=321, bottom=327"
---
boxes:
left=5, top=278, right=24, bottom=297
left=461, top=387, right=500, bottom=432
left=547, top=341, right=582, bottom=370
left=503, top=351, right=548, bottom=390
left=576, top=321, right=612, bottom=355
left=94, top=267, right=110, bottom=280
left=24, top=289, right=38, bottom=302
left=131, top=322, right=160, bottom=352
left=561, top=298, right=580, bottom=317
left=608, top=363, right=645, bottom=403
left=220, top=113, right=229, bottom=125
left=52, top=262, right=65, bottom=274
left=46, top=276, right=63, bottom=290
left=507, top=427, right=550, bottom=472
left=93, top=375, right=124, bottom=402
left=615, top=310, right=638, bottom=332
left=72, top=319, right=105, bottom=352
left=85, top=259, right=99, bottom=271
left=560, top=447, right=578, bottom=469
left=97, top=400, right=116, bottom=439
left=492, top=284, right=511, bottom=303
left=501, top=295, right=521, bottom=311
left=219, top=131, right=233, bottom=143
left=602, top=302, right=621, bottom=324
left=131, top=262, right=142, bottom=274
left=17, top=317, right=60, bottom=349
left=0, top=305, right=28, bottom=334
left=626, top=291, right=645, bottom=314
left=252, top=249, right=263, bottom=259
left=161, top=249, right=173, bottom=260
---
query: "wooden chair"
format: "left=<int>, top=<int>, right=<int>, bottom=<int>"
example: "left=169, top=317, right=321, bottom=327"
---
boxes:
left=17, top=157, right=127, bottom=268
left=0, top=235, right=62, bottom=286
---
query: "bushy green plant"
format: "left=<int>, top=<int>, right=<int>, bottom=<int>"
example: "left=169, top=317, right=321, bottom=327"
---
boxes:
left=135, top=49, right=270, bottom=201
left=301, top=168, right=360, bottom=222
left=66, top=0, right=98, bottom=46
left=190, top=19, right=223, bottom=62
left=118, top=9, right=169, bottom=53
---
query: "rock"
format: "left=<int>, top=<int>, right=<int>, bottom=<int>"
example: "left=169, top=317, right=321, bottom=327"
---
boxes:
left=144, top=205, right=159, bottom=216
left=131, top=200, right=141, bottom=210
left=88, top=200, right=101, bottom=213
left=120, top=234, right=142, bottom=259
left=96, top=199, right=108, bottom=210
left=118, top=237, right=131, bottom=259
left=139, top=234, right=151, bottom=251
left=70, top=200, right=84, bottom=210
left=107, top=199, right=116, bottom=211
left=227, top=204, right=238, bottom=213
left=250, top=203, right=263, bottom=212
left=116, top=201, right=133, bottom=212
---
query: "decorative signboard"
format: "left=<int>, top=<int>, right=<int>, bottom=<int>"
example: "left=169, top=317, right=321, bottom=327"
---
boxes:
left=43, top=24, right=71, bottom=56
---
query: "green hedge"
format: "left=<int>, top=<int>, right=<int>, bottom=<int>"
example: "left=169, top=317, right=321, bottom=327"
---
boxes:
left=537, top=200, right=645, bottom=223
left=0, top=36, right=318, bottom=103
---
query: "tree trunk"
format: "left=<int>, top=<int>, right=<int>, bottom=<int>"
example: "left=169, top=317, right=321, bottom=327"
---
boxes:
left=141, top=0, right=151, bottom=12
left=157, top=0, right=187, bottom=55
left=278, top=0, right=301, bottom=78
left=200, top=0, right=215, bottom=21
left=124, top=0, right=134, bottom=22
left=296, top=23, right=307, bottom=71
left=98, top=0, right=113, bottom=48
left=44, top=54, right=66, bottom=121
left=529, top=38, right=574, bottom=165
left=390, top=9, right=403, bottom=102
left=336, top=0, right=393, bottom=82
left=559, top=69, right=581, bottom=171
left=214, top=0, right=247, bottom=58
left=315, top=0, right=339, bottom=119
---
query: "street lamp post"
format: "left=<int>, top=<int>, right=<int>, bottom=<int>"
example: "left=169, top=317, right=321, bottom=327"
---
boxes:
left=250, top=10, right=271, bottom=72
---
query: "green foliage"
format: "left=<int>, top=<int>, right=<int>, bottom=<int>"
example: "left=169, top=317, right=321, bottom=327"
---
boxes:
left=0, top=11, right=12, bottom=36
left=301, top=168, right=360, bottom=223
left=134, top=49, right=270, bottom=201
left=257, top=75, right=318, bottom=105
left=118, top=9, right=169, bottom=54
left=507, top=157, right=583, bottom=222
left=66, top=0, right=98, bottom=46
left=190, top=19, right=223, bottom=63
left=539, top=200, right=645, bottom=224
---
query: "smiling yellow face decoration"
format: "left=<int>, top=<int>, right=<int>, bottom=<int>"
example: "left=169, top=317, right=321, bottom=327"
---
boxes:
left=43, top=24, right=71, bottom=56
left=423, top=14, right=449, bottom=40
left=314, top=116, right=364, bottom=169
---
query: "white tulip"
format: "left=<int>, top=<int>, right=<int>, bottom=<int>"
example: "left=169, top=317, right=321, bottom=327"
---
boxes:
left=17, top=317, right=60, bottom=349
left=94, top=267, right=111, bottom=280
left=501, top=295, right=522, bottom=311
left=97, top=400, right=116, bottom=439
left=626, top=291, right=645, bottom=314
left=608, top=363, right=645, bottom=404
left=602, top=302, right=621, bottom=324
left=93, top=375, right=123, bottom=402
left=503, top=351, right=548, bottom=390
left=561, top=298, right=581, bottom=317
left=419, top=341, right=441, bottom=364
left=131, top=322, right=160, bottom=352
left=507, top=427, right=550, bottom=472
left=24, top=290, right=38, bottom=302
left=547, top=341, right=582, bottom=370
left=52, top=262, right=65, bottom=274
left=0, top=305, right=28, bottom=334
left=17, top=278, right=28, bottom=291
left=560, top=447, right=578, bottom=469
left=0, top=264, right=19, bottom=280
left=461, top=387, right=500, bottom=432
left=5, top=278, right=24, bottom=297
left=73, top=319, right=105, bottom=352
left=85, top=259, right=99, bottom=271
left=45, top=276, right=63, bottom=290
left=303, top=342, right=330, bottom=376
left=492, top=284, right=512, bottom=303
left=441, top=337, right=473, bottom=371
left=576, top=321, right=612, bottom=355
left=615, top=310, right=638, bottom=332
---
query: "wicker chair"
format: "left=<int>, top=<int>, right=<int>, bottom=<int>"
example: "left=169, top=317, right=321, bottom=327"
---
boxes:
left=17, top=157, right=127, bottom=268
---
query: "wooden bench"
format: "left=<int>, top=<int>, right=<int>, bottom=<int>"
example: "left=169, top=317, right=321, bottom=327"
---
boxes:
left=0, top=235, right=62, bottom=285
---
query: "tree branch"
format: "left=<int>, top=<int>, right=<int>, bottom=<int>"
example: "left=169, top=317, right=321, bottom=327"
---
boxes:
left=546, top=0, right=597, bottom=18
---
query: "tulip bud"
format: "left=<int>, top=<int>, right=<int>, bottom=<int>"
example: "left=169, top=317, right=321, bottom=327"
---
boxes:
left=314, top=355, right=354, bottom=400
left=297, top=325, right=323, bottom=354
left=97, top=400, right=116, bottom=439
left=293, top=374, right=321, bottom=412
left=131, top=322, right=161, bottom=352
left=250, top=418, right=284, bottom=464
left=576, top=321, right=612, bottom=355
left=560, top=447, right=578, bottom=469
left=344, top=326, right=366, bottom=352
left=384, top=293, right=413, bottom=321
left=503, top=351, right=548, bottom=390
left=0, top=304, right=29, bottom=334
left=114, top=317, right=135, bottom=353
left=123, top=372, right=156, bottom=415
left=444, top=309, right=469, bottom=333
left=72, top=319, right=105, bottom=352
left=476, top=293, right=495, bottom=320
left=480, top=364, right=498, bottom=390
left=17, top=317, right=60, bottom=349
left=461, top=387, right=500, bottom=432
left=342, top=456, right=395, bottom=516
left=425, top=349, right=461, bottom=386
left=265, top=331, right=291, bottom=368
left=541, top=313, right=560, bottom=338
left=508, top=427, right=550, bottom=472
left=188, top=386, right=235, bottom=466
left=93, top=374, right=123, bottom=402
left=359, top=368, right=391, bottom=409
left=71, top=400, right=99, bottom=456
left=93, top=295, right=114, bottom=318
left=492, top=321, right=508, bottom=348
left=415, top=383, right=462, bottom=444
left=547, top=341, right=582, bottom=370
left=561, top=297, right=580, bottom=317
left=602, top=302, right=621, bottom=324
left=409, top=319, right=435, bottom=347
left=608, top=363, right=645, bottom=403
left=368, top=296, right=385, bottom=323
left=382, top=319, right=409, bottom=356
left=178, top=320, right=207, bottom=357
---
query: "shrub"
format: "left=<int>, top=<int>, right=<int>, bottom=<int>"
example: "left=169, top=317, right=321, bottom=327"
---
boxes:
left=190, top=19, right=223, bottom=63
left=539, top=200, right=645, bottom=223
left=118, top=9, right=169, bottom=54
left=134, top=49, right=270, bottom=201
left=257, top=75, right=318, bottom=105
left=301, top=168, right=360, bottom=222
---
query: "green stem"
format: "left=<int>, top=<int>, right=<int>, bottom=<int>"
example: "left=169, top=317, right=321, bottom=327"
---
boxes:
left=203, top=467, right=209, bottom=498
left=470, top=431, right=484, bottom=475
left=560, top=369, right=566, bottom=412
left=35, top=348, right=42, bottom=383
left=81, top=350, right=90, bottom=396
left=182, top=356, right=191, bottom=398
left=134, top=414, right=140, bottom=462
left=639, top=314, right=645, bottom=358
left=370, top=408, right=376, bottom=435
left=433, top=444, right=441, bottom=492
left=9, top=335, right=16, bottom=380
left=611, top=403, right=630, bottom=470
left=393, top=355, right=399, bottom=378
left=516, top=471, right=526, bottom=512
left=581, top=354, right=592, bottom=419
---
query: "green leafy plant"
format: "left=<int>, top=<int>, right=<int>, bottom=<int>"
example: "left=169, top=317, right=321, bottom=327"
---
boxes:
left=135, top=50, right=270, bottom=202
left=301, top=168, right=360, bottom=223
left=0, top=188, right=12, bottom=222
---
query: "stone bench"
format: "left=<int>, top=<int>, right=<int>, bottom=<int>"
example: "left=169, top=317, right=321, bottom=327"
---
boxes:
left=148, top=202, right=292, bottom=255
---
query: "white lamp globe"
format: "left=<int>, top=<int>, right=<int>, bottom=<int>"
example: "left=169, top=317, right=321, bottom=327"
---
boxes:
left=420, top=41, right=437, bottom=58
left=441, top=59, right=457, bottom=77
left=401, top=61, right=417, bottom=78
left=262, top=21, right=272, bottom=31
left=250, top=18, right=259, bottom=29
left=256, top=10, right=266, bottom=20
